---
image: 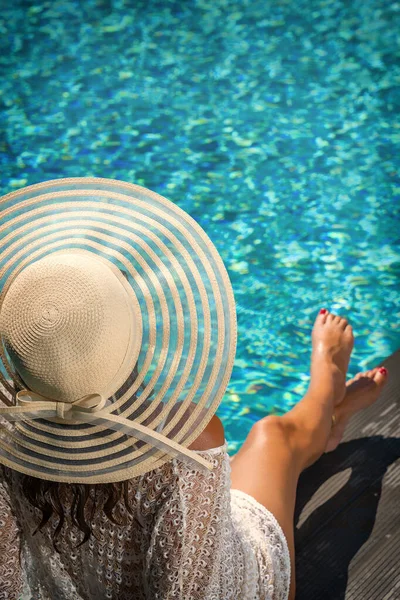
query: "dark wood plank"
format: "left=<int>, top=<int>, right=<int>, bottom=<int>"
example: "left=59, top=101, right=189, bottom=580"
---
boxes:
left=294, top=350, right=400, bottom=599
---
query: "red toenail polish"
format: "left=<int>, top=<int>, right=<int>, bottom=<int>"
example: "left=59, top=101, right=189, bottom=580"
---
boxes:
left=379, top=367, right=388, bottom=375
left=320, top=308, right=327, bottom=314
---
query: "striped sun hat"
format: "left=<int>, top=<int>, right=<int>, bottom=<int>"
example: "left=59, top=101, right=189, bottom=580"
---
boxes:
left=0, top=178, right=237, bottom=483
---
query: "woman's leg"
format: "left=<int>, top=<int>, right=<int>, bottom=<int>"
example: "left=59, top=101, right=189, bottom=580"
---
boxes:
left=230, top=310, right=355, bottom=600
left=230, top=367, right=388, bottom=600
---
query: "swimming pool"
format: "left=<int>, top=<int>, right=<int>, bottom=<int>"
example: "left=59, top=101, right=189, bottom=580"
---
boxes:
left=1, top=0, right=399, bottom=452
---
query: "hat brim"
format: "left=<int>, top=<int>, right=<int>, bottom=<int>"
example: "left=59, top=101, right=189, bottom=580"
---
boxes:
left=0, top=177, right=237, bottom=483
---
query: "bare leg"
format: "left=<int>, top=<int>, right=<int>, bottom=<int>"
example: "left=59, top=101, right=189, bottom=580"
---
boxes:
left=231, top=310, right=364, bottom=600
left=230, top=366, right=388, bottom=600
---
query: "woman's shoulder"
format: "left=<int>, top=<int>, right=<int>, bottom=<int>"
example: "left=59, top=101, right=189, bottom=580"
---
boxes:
left=188, top=414, right=225, bottom=451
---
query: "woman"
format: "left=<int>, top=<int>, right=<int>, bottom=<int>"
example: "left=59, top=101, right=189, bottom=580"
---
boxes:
left=0, top=178, right=388, bottom=600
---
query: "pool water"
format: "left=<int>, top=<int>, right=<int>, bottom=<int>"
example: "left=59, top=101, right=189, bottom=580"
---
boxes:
left=1, top=0, right=399, bottom=453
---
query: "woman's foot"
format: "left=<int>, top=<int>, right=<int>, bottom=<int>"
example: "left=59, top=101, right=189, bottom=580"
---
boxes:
left=283, top=310, right=354, bottom=471
left=309, top=309, right=354, bottom=406
left=325, top=367, right=388, bottom=452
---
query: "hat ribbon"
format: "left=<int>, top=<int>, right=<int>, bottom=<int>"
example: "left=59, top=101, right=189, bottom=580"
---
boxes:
left=0, top=390, right=214, bottom=471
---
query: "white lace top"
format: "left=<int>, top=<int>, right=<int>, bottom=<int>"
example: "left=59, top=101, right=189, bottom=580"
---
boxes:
left=0, top=444, right=291, bottom=600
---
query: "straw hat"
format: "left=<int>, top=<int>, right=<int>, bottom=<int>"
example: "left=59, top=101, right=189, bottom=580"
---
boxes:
left=0, top=178, right=237, bottom=483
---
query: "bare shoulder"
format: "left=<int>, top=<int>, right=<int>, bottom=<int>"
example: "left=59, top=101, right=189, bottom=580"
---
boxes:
left=189, top=414, right=225, bottom=451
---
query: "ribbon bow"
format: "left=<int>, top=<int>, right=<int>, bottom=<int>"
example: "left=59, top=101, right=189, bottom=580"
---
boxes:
left=0, top=390, right=213, bottom=472
left=17, top=390, right=108, bottom=420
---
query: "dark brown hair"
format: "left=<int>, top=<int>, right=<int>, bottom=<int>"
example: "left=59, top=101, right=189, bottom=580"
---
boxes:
left=18, top=473, right=141, bottom=553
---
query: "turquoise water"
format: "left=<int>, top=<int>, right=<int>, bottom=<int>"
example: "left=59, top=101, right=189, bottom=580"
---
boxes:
left=1, top=0, right=399, bottom=453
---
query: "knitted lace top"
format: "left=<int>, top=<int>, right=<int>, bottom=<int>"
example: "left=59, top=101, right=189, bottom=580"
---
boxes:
left=0, top=443, right=290, bottom=600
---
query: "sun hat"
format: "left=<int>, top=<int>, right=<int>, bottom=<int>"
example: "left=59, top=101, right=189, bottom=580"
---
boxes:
left=0, top=177, right=237, bottom=483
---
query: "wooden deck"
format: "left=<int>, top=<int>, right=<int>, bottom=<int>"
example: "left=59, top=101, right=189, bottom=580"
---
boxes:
left=294, top=349, right=400, bottom=599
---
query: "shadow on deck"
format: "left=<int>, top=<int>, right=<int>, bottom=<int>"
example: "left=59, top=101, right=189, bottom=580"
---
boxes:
left=294, top=349, right=400, bottom=599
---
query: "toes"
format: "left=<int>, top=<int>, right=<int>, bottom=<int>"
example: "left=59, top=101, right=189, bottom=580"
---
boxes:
left=355, top=368, right=386, bottom=383
left=343, top=324, right=354, bottom=344
left=330, top=312, right=346, bottom=326
left=325, top=311, right=336, bottom=324
left=317, top=308, right=329, bottom=322
left=367, top=367, right=380, bottom=377
left=374, top=367, right=388, bottom=385
left=336, top=314, right=349, bottom=328
left=316, top=309, right=352, bottom=334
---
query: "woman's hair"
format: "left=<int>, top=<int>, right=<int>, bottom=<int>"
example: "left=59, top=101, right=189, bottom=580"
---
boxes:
left=11, top=357, right=153, bottom=553
left=19, top=474, right=139, bottom=552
